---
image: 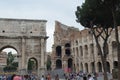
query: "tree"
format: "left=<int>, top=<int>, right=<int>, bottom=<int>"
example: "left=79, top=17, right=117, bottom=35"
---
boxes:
left=28, top=59, right=33, bottom=71
left=7, top=52, right=15, bottom=66
left=105, top=0, right=120, bottom=79
left=46, top=55, right=51, bottom=71
left=4, top=52, right=18, bottom=72
left=75, top=0, right=120, bottom=80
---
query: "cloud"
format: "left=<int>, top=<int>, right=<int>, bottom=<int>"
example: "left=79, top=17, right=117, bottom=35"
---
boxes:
left=0, top=0, right=84, bottom=52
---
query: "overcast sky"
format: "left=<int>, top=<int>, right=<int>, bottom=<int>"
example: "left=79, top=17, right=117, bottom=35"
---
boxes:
left=0, top=0, right=84, bottom=52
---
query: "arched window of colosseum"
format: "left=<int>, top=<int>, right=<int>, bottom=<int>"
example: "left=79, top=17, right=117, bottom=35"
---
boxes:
left=76, top=47, right=79, bottom=57
left=85, top=63, right=88, bottom=72
left=56, top=46, right=62, bottom=57
left=65, top=43, right=71, bottom=47
left=112, top=41, right=117, bottom=54
left=113, top=61, right=118, bottom=69
left=80, top=62, right=83, bottom=71
left=68, top=58, right=73, bottom=70
left=56, top=59, right=62, bottom=69
left=97, top=62, right=102, bottom=72
left=90, top=44, right=94, bottom=55
left=65, top=49, right=71, bottom=56
left=84, top=45, right=88, bottom=56
left=80, top=46, right=83, bottom=56
left=106, top=61, right=110, bottom=73
left=91, top=62, right=95, bottom=73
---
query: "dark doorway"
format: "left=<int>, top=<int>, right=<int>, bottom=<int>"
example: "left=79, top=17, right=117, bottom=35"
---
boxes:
left=85, top=63, right=88, bottom=72
left=97, top=62, right=102, bottom=72
left=56, top=59, right=62, bottom=69
left=106, top=61, right=110, bottom=72
left=68, top=58, right=73, bottom=72
left=65, top=49, right=71, bottom=56
left=91, top=62, right=95, bottom=73
left=113, top=61, right=118, bottom=68
left=27, top=58, right=38, bottom=73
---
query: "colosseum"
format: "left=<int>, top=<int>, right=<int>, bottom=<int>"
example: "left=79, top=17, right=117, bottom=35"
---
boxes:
left=51, top=21, right=118, bottom=74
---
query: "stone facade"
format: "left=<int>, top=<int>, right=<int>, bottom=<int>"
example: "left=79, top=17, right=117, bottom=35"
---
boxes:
left=0, top=18, right=48, bottom=75
left=51, top=21, right=80, bottom=73
left=51, top=21, right=118, bottom=73
left=0, top=51, right=7, bottom=70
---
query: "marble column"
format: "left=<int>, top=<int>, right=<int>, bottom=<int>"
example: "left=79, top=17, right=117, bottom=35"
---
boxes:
left=21, top=37, right=25, bottom=69
left=40, top=38, right=46, bottom=76
left=41, top=38, right=45, bottom=67
left=20, top=37, right=27, bottom=75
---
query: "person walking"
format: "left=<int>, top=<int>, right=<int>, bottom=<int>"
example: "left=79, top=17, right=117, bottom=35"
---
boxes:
left=46, top=73, right=51, bottom=80
left=41, top=75, right=45, bottom=80
left=55, top=74, right=59, bottom=80
left=88, top=74, right=94, bottom=80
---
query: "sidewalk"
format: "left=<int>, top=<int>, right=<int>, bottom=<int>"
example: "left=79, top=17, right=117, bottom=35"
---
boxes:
left=52, top=79, right=65, bottom=80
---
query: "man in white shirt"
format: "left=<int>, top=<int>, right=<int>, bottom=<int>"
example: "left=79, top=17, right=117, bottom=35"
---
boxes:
left=88, top=74, right=94, bottom=80
left=41, top=75, right=45, bottom=80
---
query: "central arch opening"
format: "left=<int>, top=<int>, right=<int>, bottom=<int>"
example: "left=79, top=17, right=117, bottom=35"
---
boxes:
left=0, top=47, right=18, bottom=72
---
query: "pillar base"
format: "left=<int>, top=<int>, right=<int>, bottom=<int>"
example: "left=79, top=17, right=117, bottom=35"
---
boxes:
left=38, top=67, right=46, bottom=77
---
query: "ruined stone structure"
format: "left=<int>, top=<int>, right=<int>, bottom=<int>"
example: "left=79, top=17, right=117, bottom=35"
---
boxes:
left=71, top=28, right=118, bottom=73
left=0, top=18, right=48, bottom=75
left=52, top=21, right=118, bottom=73
left=51, top=21, right=80, bottom=72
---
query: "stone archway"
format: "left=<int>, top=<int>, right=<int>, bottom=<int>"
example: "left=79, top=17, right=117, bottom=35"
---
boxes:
left=97, top=62, right=102, bottom=72
left=106, top=61, right=110, bottom=73
left=0, top=46, right=19, bottom=72
left=0, top=18, right=48, bottom=75
left=68, top=58, right=73, bottom=72
left=91, top=62, right=95, bottom=73
left=56, top=59, right=62, bottom=69
left=85, top=63, right=88, bottom=72
left=27, top=57, right=38, bottom=74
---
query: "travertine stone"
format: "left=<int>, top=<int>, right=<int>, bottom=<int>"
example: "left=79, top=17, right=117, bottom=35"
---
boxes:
left=0, top=18, right=48, bottom=75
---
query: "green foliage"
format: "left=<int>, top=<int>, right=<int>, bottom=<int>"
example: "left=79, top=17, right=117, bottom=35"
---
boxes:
left=3, top=52, right=18, bottom=72
left=28, top=59, right=33, bottom=70
left=75, top=0, right=120, bottom=28
left=7, top=52, right=15, bottom=66
left=3, top=66, right=17, bottom=72
left=46, top=56, right=51, bottom=70
left=46, top=60, right=51, bottom=70
left=75, top=0, right=120, bottom=80
left=12, top=62, right=18, bottom=67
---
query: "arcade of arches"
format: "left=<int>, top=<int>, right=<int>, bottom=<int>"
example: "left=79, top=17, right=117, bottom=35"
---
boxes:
left=0, top=18, right=48, bottom=75
left=52, top=43, right=73, bottom=72
left=51, top=21, right=119, bottom=74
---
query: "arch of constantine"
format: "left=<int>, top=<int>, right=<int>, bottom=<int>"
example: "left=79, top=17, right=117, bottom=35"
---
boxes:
left=0, top=18, right=48, bottom=75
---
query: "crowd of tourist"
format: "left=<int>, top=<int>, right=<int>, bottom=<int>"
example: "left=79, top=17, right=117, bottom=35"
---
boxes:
left=63, top=71, right=95, bottom=80
left=0, top=74, right=38, bottom=80
left=0, top=71, right=103, bottom=80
